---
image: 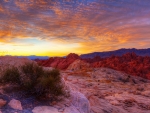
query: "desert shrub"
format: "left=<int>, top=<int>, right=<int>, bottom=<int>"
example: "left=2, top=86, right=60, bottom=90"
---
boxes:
left=1, top=63, right=65, bottom=99
left=1, top=67, right=20, bottom=84
left=37, top=72, right=64, bottom=97
left=106, top=71, right=111, bottom=74
left=118, top=75, right=130, bottom=83
left=20, top=63, right=44, bottom=92
left=20, top=63, right=65, bottom=98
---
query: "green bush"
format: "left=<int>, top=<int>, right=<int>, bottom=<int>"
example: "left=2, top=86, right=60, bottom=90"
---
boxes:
left=1, top=63, right=66, bottom=99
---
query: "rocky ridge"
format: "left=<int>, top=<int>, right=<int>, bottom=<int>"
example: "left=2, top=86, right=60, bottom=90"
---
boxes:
left=90, top=53, right=150, bottom=79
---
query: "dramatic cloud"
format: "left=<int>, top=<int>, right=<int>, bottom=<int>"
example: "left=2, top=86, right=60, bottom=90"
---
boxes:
left=0, top=0, right=150, bottom=55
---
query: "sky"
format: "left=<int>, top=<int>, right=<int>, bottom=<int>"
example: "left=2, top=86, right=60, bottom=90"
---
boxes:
left=0, top=0, right=150, bottom=56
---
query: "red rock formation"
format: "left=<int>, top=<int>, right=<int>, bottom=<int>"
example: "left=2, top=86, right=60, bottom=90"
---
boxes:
left=90, top=53, right=150, bottom=79
left=36, top=53, right=80, bottom=70
left=67, top=59, right=90, bottom=71
left=36, top=52, right=150, bottom=80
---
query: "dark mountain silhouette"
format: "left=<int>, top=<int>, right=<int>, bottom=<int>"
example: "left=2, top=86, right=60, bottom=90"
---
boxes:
left=80, top=48, right=150, bottom=58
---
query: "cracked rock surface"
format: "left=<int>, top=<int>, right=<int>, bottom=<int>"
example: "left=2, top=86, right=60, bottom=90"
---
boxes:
left=63, top=66, right=150, bottom=113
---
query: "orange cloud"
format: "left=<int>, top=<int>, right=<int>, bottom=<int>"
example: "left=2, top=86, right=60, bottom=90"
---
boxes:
left=0, top=0, right=150, bottom=55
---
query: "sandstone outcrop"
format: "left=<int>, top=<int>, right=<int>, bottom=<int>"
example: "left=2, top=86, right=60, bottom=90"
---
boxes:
left=0, top=56, right=36, bottom=78
left=63, top=67, right=150, bottom=113
left=67, top=59, right=90, bottom=71
left=37, top=53, right=80, bottom=70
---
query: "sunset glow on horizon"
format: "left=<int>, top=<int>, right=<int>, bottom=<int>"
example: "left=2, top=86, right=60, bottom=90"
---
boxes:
left=0, top=0, right=150, bottom=56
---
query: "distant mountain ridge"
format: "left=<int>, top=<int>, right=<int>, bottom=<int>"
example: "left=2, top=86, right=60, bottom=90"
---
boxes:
left=80, top=48, right=150, bottom=58
left=17, top=55, right=49, bottom=60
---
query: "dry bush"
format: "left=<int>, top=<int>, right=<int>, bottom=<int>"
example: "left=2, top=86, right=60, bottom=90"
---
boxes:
left=0, top=63, right=66, bottom=99
left=0, top=67, right=20, bottom=84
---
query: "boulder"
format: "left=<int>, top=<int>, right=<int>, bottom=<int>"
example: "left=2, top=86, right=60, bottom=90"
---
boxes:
left=32, top=106, right=59, bottom=113
left=8, top=99, right=22, bottom=110
left=0, top=99, right=7, bottom=108
left=63, top=106, right=80, bottom=113
left=70, top=91, right=90, bottom=113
